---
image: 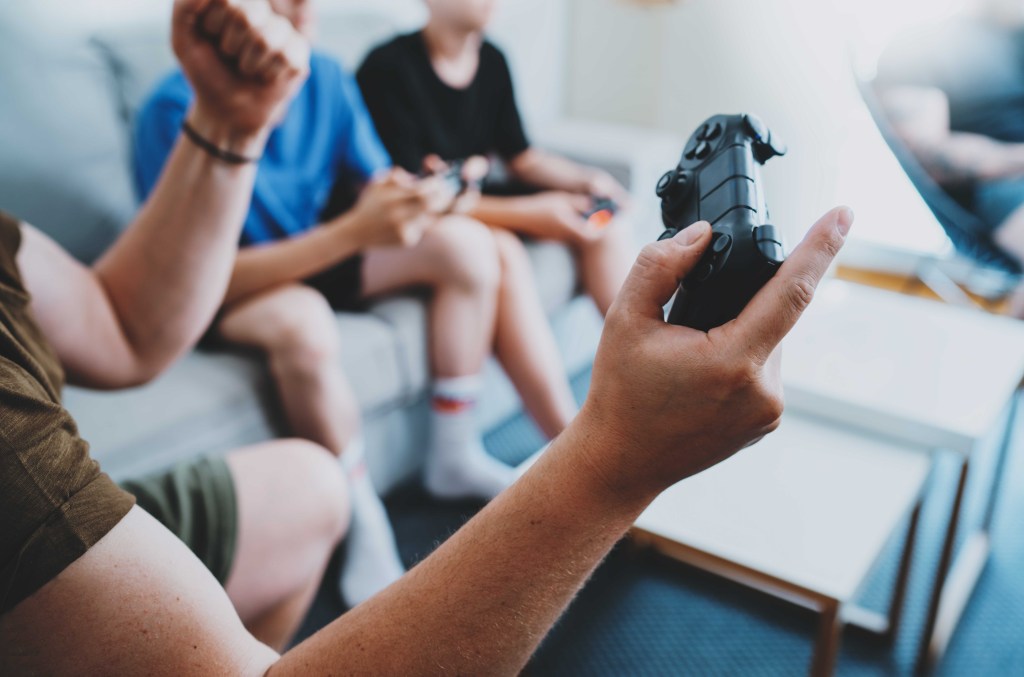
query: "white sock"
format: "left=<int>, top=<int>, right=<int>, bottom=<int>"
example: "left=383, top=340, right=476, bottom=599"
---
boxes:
left=338, top=436, right=406, bottom=607
left=424, top=375, right=515, bottom=501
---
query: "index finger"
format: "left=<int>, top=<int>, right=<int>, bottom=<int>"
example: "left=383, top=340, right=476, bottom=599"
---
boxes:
left=729, top=206, right=853, bottom=364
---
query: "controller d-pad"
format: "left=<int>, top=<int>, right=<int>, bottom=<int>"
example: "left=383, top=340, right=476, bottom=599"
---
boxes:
left=694, top=141, right=712, bottom=160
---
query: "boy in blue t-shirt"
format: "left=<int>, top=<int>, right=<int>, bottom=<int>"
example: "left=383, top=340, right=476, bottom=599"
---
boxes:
left=134, top=0, right=579, bottom=608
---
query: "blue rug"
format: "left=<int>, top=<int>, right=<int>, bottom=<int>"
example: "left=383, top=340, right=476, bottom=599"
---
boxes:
left=298, top=369, right=1024, bottom=675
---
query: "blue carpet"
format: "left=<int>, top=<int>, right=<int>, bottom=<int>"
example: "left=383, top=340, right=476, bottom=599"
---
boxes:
left=297, top=369, right=1024, bottom=675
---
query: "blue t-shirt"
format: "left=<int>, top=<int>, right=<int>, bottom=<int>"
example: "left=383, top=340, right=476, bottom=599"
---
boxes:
left=133, top=52, right=392, bottom=246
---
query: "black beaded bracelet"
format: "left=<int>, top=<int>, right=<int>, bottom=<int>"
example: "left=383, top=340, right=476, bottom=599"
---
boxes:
left=181, top=120, right=260, bottom=165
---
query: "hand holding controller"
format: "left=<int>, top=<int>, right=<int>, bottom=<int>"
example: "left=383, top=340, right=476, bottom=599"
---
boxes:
left=657, top=114, right=788, bottom=331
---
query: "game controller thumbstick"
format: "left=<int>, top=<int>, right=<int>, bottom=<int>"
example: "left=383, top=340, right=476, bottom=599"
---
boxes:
left=657, top=113, right=788, bottom=331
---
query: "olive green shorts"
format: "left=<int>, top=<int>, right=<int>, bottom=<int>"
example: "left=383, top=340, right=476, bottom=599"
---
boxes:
left=120, top=457, right=238, bottom=585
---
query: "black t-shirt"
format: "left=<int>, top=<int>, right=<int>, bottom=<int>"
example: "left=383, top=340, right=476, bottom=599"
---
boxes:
left=877, top=18, right=1024, bottom=143
left=356, top=32, right=531, bottom=174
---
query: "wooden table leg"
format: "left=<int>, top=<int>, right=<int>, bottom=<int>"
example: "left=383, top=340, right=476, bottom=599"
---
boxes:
left=811, top=601, right=842, bottom=677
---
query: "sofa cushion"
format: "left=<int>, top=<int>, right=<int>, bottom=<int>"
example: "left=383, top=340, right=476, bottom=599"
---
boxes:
left=0, top=22, right=135, bottom=263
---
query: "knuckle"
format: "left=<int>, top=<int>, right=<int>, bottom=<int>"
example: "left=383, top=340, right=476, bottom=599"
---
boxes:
left=817, top=228, right=843, bottom=260
left=785, top=274, right=817, bottom=313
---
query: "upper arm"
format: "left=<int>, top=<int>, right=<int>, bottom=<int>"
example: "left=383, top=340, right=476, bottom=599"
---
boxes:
left=0, top=506, right=277, bottom=676
left=355, top=51, right=425, bottom=173
left=334, top=62, right=393, bottom=180
left=17, top=225, right=145, bottom=389
left=491, top=48, right=530, bottom=160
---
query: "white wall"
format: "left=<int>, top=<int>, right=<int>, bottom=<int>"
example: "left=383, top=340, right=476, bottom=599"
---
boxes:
left=566, top=0, right=951, bottom=258
left=5, top=0, right=567, bottom=130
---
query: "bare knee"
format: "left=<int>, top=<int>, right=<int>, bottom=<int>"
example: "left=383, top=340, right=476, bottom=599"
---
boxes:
left=264, top=287, right=341, bottom=370
left=277, top=440, right=351, bottom=546
left=492, top=228, right=532, bottom=277
left=423, top=216, right=501, bottom=293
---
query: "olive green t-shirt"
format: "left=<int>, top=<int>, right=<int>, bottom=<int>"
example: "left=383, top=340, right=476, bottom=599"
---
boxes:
left=0, top=211, right=135, bottom=616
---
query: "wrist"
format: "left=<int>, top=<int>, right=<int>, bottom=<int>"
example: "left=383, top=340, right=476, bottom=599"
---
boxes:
left=186, top=106, right=270, bottom=160
left=557, top=406, right=660, bottom=513
left=328, top=211, right=369, bottom=250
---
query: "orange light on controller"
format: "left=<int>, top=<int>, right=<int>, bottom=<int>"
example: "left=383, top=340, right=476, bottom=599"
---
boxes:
left=587, top=209, right=615, bottom=229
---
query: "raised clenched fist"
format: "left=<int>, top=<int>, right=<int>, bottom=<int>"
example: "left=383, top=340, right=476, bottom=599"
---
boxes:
left=172, top=0, right=310, bottom=144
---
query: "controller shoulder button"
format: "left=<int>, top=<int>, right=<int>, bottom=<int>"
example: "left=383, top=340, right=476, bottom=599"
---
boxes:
left=742, top=114, right=769, bottom=143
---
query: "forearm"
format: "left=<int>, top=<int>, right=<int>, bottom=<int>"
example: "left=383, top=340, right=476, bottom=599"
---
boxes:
left=510, top=148, right=593, bottom=194
left=270, top=418, right=648, bottom=676
left=910, top=133, right=1024, bottom=185
left=225, top=216, right=363, bottom=305
left=92, top=110, right=265, bottom=377
left=471, top=195, right=556, bottom=238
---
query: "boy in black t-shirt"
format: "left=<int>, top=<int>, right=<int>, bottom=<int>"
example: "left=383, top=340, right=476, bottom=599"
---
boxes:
left=357, top=0, right=634, bottom=316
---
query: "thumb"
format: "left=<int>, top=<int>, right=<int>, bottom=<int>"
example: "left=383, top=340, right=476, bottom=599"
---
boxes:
left=615, top=222, right=712, bottom=320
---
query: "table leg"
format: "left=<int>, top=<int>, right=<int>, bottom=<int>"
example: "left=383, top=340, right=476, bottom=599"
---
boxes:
left=916, top=389, right=1019, bottom=673
left=811, top=600, right=842, bottom=677
left=915, top=458, right=970, bottom=675
left=885, top=501, right=923, bottom=643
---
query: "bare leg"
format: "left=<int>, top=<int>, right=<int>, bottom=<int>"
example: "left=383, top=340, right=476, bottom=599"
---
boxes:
left=218, top=285, right=403, bottom=607
left=992, top=204, right=1024, bottom=318
left=577, top=212, right=636, bottom=316
left=363, top=216, right=513, bottom=500
left=362, top=215, right=500, bottom=378
left=490, top=228, right=578, bottom=439
left=223, top=441, right=349, bottom=650
left=218, top=284, right=359, bottom=456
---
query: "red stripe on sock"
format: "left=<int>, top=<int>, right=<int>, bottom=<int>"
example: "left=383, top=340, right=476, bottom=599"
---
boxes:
left=433, top=395, right=474, bottom=414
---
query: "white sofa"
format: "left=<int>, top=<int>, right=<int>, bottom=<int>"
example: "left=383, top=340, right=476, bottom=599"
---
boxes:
left=0, top=1, right=678, bottom=493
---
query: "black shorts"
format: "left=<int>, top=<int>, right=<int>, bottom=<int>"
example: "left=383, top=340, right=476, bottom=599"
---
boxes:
left=305, top=254, right=367, bottom=311
left=200, top=254, right=368, bottom=348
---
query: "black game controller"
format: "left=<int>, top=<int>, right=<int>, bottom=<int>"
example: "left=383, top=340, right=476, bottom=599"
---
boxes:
left=431, top=160, right=483, bottom=198
left=656, top=113, right=788, bottom=331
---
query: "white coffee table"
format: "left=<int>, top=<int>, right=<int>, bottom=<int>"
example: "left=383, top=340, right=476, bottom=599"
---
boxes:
left=632, top=414, right=931, bottom=677
left=781, top=280, right=1024, bottom=672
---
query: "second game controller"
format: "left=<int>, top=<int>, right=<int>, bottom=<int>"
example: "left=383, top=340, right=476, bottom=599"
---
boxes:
left=656, top=113, right=788, bottom=331
left=583, top=197, right=618, bottom=229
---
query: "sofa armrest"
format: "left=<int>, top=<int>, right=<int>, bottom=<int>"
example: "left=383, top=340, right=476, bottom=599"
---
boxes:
left=531, top=118, right=684, bottom=197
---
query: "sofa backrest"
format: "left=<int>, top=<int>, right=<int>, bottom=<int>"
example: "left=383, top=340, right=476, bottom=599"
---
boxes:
left=0, top=0, right=567, bottom=262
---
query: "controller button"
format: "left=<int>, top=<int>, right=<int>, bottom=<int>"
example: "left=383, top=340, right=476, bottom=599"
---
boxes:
left=704, top=122, right=723, bottom=141
left=656, top=171, right=675, bottom=198
left=694, top=141, right=712, bottom=160
left=711, top=233, right=732, bottom=254
left=742, top=114, right=768, bottom=143
left=696, top=123, right=710, bottom=141
left=694, top=260, right=715, bottom=282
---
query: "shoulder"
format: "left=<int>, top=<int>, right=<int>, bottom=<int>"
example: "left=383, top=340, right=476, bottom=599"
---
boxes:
left=481, top=39, right=513, bottom=77
left=359, top=32, right=421, bottom=76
